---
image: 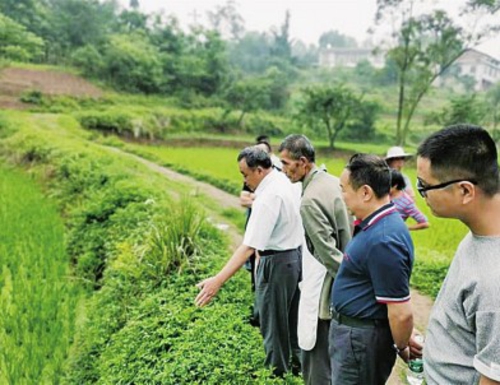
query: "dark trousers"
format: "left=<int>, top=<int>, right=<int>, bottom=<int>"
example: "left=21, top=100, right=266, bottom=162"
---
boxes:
left=255, top=249, right=301, bottom=376
left=329, top=319, right=396, bottom=385
left=302, top=319, right=331, bottom=385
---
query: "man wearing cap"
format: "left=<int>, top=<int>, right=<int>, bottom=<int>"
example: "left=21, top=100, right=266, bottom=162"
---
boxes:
left=385, top=146, right=415, bottom=199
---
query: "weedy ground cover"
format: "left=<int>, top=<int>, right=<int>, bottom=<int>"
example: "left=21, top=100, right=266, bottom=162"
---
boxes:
left=0, top=165, right=80, bottom=383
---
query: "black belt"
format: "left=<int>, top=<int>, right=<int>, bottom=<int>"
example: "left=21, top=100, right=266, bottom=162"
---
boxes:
left=330, top=308, right=389, bottom=328
left=258, top=248, right=297, bottom=257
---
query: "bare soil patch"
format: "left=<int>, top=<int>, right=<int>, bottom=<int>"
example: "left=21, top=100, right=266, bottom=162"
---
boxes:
left=0, top=67, right=103, bottom=110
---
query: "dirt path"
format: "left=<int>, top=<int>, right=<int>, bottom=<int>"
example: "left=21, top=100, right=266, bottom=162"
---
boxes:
left=110, top=146, right=433, bottom=384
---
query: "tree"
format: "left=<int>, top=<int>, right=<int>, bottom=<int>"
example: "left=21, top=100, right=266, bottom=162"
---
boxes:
left=464, top=0, right=500, bottom=13
left=375, top=0, right=498, bottom=145
left=0, top=0, right=51, bottom=42
left=222, top=77, right=270, bottom=126
left=486, top=83, right=500, bottom=138
left=296, top=84, right=366, bottom=149
left=318, top=30, right=358, bottom=48
left=0, top=12, right=44, bottom=62
left=101, top=33, right=163, bottom=93
left=341, top=100, right=380, bottom=142
left=427, top=94, right=486, bottom=127
left=207, top=0, right=245, bottom=41
left=45, top=0, right=118, bottom=60
left=228, top=31, right=273, bottom=73
left=291, top=40, right=318, bottom=68
left=271, top=10, right=292, bottom=62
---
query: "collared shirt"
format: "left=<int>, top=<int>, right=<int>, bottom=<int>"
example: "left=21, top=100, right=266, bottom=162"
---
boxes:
left=243, top=169, right=303, bottom=251
left=332, top=203, right=414, bottom=320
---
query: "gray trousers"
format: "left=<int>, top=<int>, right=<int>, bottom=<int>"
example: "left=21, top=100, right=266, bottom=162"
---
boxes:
left=329, top=319, right=396, bottom=385
left=255, top=248, right=301, bottom=376
left=302, top=319, right=331, bottom=385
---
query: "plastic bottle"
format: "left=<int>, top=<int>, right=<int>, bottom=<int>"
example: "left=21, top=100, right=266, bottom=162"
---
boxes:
left=406, top=334, right=425, bottom=385
left=406, top=358, right=424, bottom=385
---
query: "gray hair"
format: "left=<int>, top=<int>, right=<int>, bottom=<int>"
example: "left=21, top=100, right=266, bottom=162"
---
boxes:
left=278, top=134, right=315, bottom=163
left=237, top=146, right=272, bottom=169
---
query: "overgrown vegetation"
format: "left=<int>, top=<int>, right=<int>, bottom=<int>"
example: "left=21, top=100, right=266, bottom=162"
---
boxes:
left=0, top=111, right=299, bottom=384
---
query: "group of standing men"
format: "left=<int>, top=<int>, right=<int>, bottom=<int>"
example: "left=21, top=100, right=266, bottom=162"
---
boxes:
left=195, top=124, right=500, bottom=385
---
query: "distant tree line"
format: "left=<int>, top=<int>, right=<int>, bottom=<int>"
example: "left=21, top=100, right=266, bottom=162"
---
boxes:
left=1, top=0, right=498, bottom=147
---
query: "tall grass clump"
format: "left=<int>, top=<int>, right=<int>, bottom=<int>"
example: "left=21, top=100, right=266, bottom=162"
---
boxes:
left=143, top=200, right=204, bottom=279
left=0, top=165, right=80, bottom=384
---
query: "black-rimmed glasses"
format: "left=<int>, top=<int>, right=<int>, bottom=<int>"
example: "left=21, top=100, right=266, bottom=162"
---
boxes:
left=416, top=178, right=477, bottom=198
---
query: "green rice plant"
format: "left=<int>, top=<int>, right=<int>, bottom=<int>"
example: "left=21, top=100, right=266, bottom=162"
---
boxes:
left=0, top=165, right=80, bottom=384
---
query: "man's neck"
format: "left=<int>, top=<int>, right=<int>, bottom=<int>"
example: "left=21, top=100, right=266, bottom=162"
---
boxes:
left=465, top=194, right=500, bottom=236
left=357, top=197, right=391, bottom=222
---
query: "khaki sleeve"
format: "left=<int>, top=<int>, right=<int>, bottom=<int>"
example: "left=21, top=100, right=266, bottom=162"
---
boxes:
left=301, top=199, right=344, bottom=278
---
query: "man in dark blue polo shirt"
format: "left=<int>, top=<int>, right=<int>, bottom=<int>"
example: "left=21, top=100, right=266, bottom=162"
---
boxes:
left=329, top=153, right=414, bottom=385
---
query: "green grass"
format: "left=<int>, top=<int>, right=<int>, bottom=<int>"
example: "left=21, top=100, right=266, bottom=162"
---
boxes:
left=0, top=164, right=81, bottom=384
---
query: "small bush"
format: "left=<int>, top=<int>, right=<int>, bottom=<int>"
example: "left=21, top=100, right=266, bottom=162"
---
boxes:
left=77, top=110, right=135, bottom=137
left=20, top=90, right=44, bottom=105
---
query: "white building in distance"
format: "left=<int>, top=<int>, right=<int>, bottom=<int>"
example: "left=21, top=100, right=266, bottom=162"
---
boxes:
left=451, top=49, right=500, bottom=91
left=318, top=47, right=385, bottom=69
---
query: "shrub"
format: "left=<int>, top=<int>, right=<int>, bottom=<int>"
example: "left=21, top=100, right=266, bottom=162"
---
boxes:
left=77, top=110, right=135, bottom=136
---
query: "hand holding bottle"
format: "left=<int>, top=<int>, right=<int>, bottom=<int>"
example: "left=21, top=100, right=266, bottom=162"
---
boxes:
left=409, top=330, right=424, bottom=359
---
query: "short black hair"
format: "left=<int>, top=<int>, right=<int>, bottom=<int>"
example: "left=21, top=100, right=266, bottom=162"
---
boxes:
left=346, top=153, right=391, bottom=199
left=237, top=146, right=272, bottom=169
left=255, top=135, right=272, bottom=152
left=278, top=134, right=315, bottom=163
left=417, top=124, right=499, bottom=197
left=390, top=169, right=406, bottom=190
left=256, top=134, right=270, bottom=143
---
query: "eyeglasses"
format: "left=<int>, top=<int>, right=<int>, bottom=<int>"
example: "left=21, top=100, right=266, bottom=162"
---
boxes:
left=416, top=178, right=477, bottom=198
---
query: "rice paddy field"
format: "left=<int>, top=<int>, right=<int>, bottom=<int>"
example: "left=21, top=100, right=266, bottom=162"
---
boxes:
left=123, top=142, right=469, bottom=298
left=0, top=164, right=80, bottom=383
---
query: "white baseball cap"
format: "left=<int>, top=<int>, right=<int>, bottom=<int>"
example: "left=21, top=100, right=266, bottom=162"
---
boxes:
left=385, top=146, right=413, bottom=160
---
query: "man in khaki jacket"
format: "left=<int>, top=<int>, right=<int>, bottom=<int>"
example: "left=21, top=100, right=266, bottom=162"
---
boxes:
left=279, top=134, right=351, bottom=385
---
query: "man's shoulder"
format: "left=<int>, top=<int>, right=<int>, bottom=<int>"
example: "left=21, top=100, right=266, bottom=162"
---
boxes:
left=370, top=212, right=412, bottom=243
left=303, top=171, right=341, bottom=197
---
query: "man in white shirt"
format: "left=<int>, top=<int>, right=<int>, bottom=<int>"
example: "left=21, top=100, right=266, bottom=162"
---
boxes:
left=195, top=146, right=303, bottom=376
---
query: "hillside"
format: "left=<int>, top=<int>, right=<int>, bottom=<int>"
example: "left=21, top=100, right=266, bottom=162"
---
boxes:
left=0, top=67, right=103, bottom=109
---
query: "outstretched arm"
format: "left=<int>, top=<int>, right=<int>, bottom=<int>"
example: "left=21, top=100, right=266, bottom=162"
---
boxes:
left=195, top=244, right=255, bottom=307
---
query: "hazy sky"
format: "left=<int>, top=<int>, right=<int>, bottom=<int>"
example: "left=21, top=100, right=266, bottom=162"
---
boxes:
left=128, top=0, right=499, bottom=58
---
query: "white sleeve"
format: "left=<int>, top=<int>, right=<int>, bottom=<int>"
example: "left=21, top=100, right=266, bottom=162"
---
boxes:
left=243, top=196, right=280, bottom=251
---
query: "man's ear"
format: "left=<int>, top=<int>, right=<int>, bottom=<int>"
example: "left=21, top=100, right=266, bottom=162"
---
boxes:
left=460, top=181, right=476, bottom=205
left=361, top=185, right=373, bottom=201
